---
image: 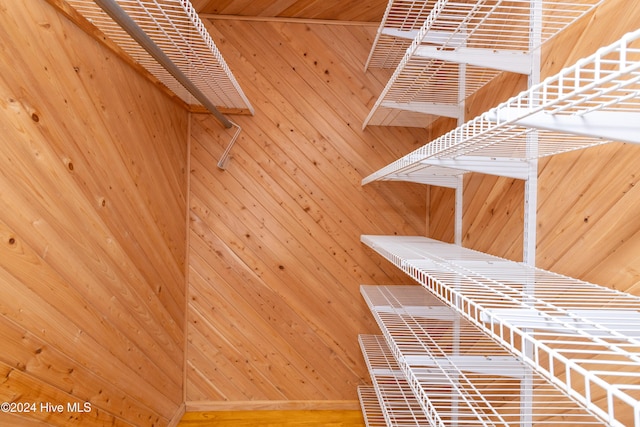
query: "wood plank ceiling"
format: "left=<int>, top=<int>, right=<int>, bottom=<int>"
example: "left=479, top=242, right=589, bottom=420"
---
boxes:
left=191, top=0, right=389, bottom=22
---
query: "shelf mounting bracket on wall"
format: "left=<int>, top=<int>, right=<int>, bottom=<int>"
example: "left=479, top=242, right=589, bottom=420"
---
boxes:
left=414, top=46, right=534, bottom=75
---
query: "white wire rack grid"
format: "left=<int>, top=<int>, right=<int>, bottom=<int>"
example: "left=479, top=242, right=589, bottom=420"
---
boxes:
left=362, top=235, right=640, bottom=427
left=66, top=0, right=253, bottom=112
left=366, top=0, right=439, bottom=70
left=362, top=285, right=607, bottom=427
left=359, top=337, right=432, bottom=427
left=363, top=0, right=603, bottom=128
left=358, top=386, right=390, bottom=427
left=362, top=28, right=640, bottom=184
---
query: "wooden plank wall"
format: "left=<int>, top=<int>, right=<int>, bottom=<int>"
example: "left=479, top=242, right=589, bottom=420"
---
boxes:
left=0, top=1, right=188, bottom=425
left=185, top=19, right=430, bottom=407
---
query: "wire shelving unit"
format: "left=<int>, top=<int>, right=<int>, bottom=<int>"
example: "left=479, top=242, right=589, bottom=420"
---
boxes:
left=360, top=286, right=608, bottom=426
left=363, top=28, right=640, bottom=185
left=361, top=236, right=640, bottom=427
left=360, top=8, right=640, bottom=427
left=363, top=0, right=603, bottom=128
left=359, top=335, right=431, bottom=427
left=365, top=0, right=439, bottom=70
left=65, top=0, right=253, bottom=113
left=358, top=386, right=389, bottom=427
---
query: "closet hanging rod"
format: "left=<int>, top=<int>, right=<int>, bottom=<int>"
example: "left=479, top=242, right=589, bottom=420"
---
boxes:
left=93, top=0, right=232, bottom=129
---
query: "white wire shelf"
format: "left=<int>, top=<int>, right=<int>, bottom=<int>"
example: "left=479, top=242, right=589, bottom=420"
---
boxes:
left=66, top=0, right=253, bottom=112
left=365, top=0, right=438, bottom=70
left=363, top=0, right=603, bottom=128
left=362, top=286, right=606, bottom=427
left=362, top=235, right=640, bottom=427
left=359, top=337, right=431, bottom=427
left=358, top=386, right=389, bottom=427
left=363, top=28, right=640, bottom=184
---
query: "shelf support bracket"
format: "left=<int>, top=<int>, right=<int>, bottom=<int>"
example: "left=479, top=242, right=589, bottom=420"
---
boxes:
left=489, top=109, right=640, bottom=145
left=381, top=28, right=466, bottom=47
left=415, top=46, right=533, bottom=75
left=420, top=157, right=531, bottom=180
left=372, top=173, right=462, bottom=188
left=381, top=101, right=462, bottom=119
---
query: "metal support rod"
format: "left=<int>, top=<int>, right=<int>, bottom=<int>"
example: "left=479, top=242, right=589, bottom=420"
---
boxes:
left=454, top=175, right=463, bottom=246
left=454, top=56, right=465, bottom=247
left=520, top=1, right=543, bottom=425
left=93, top=0, right=233, bottom=129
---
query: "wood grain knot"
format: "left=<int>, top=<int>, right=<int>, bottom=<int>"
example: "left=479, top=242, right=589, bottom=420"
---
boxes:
left=63, top=158, right=74, bottom=171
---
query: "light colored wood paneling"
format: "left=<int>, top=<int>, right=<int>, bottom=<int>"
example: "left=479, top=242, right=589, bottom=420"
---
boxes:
left=186, top=5, right=640, bottom=419
left=193, top=0, right=388, bottom=22
left=4, top=0, right=638, bottom=425
left=186, top=19, right=429, bottom=405
left=0, top=0, right=188, bottom=425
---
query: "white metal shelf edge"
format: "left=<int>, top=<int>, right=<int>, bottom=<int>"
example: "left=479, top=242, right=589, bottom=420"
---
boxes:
left=361, top=235, right=640, bottom=427
left=361, top=285, right=608, bottom=426
left=486, top=109, right=640, bottom=145
left=359, top=335, right=434, bottom=427
left=414, top=46, right=533, bottom=75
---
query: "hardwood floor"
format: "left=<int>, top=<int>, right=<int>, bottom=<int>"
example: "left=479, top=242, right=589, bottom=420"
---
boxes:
left=179, top=410, right=365, bottom=426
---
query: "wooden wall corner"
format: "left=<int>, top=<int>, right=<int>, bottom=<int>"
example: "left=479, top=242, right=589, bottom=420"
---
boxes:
left=168, top=403, right=187, bottom=427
